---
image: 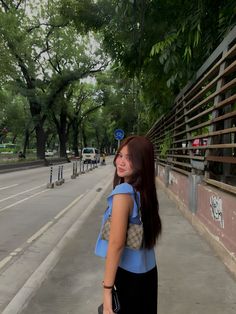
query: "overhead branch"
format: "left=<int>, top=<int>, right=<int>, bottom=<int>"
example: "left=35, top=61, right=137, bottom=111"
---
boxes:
left=34, top=47, right=49, bottom=62
left=46, top=62, right=108, bottom=109
left=78, top=103, right=103, bottom=125
left=6, top=41, right=34, bottom=89
left=16, top=0, right=24, bottom=9
left=0, top=0, right=9, bottom=11
left=27, top=22, right=69, bottom=34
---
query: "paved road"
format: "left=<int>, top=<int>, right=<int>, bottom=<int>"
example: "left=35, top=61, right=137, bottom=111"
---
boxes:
left=19, top=182, right=236, bottom=314
left=0, top=161, right=112, bottom=263
left=0, top=159, right=114, bottom=313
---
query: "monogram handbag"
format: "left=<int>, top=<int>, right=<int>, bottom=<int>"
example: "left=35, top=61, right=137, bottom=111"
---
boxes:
left=101, top=190, right=143, bottom=250
left=98, top=286, right=120, bottom=313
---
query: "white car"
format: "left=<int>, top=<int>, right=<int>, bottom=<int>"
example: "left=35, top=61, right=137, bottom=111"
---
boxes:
left=45, top=150, right=55, bottom=157
left=82, top=147, right=100, bottom=163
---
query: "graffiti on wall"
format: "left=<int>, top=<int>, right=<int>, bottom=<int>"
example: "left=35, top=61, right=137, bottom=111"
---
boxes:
left=169, top=172, right=178, bottom=185
left=210, top=195, right=224, bottom=228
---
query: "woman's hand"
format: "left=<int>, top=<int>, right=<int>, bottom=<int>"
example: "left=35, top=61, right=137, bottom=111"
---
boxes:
left=103, top=289, right=115, bottom=314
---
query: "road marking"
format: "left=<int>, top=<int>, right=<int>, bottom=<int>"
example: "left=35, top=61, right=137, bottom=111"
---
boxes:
left=27, top=193, right=85, bottom=244
left=0, top=189, right=48, bottom=213
left=54, top=193, right=85, bottom=220
left=0, top=256, right=12, bottom=270
left=0, top=247, right=23, bottom=271
left=14, top=247, right=23, bottom=253
left=0, top=184, right=45, bottom=203
left=27, top=221, right=54, bottom=244
left=0, top=184, right=18, bottom=191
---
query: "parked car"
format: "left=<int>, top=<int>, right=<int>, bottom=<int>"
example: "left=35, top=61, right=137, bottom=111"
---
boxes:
left=45, top=150, right=55, bottom=157
left=82, top=147, right=100, bottom=163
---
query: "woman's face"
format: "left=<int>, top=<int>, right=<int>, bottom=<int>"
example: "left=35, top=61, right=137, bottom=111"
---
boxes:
left=115, top=145, right=133, bottom=181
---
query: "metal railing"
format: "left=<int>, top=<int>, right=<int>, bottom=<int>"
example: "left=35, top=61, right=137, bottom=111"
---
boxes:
left=147, top=26, right=236, bottom=194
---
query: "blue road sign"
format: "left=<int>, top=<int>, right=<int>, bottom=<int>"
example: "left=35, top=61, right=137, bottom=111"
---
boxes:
left=114, top=129, right=124, bottom=140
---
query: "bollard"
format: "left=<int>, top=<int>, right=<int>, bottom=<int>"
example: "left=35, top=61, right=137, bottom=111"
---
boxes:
left=86, top=161, right=88, bottom=172
left=71, top=162, right=76, bottom=179
left=61, top=165, right=65, bottom=183
left=56, top=166, right=62, bottom=185
left=76, top=161, right=79, bottom=176
left=79, top=159, right=82, bottom=174
left=47, top=166, right=54, bottom=188
left=82, top=160, right=85, bottom=174
left=90, top=160, right=92, bottom=171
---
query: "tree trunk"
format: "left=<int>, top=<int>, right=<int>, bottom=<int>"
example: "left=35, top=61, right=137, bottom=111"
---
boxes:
left=72, top=119, right=79, bottom=157
left=95, top=126, right=100, bottom=149
left=35, top=124, right=46, bottom=159
left=82, top=125, right=87, bottom=147
left=29, top=102, right=46, bottom=159
left=58, top=111, right=67, bottom=158
left=23, top=128, right=30, bottom=156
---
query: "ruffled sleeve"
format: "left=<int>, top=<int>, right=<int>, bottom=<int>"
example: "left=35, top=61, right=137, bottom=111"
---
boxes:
left=107, top=183, right=140, bottom=218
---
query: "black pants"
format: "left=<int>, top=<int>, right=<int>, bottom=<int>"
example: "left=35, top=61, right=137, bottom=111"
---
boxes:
left=114, top=266, right=158, bottom=314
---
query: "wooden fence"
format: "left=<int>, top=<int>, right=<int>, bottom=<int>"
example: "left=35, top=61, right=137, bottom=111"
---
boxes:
left=147, top=26, right=236, bottom=195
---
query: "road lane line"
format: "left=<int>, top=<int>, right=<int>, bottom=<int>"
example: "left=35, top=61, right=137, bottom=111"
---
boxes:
left=0, top=184, right=18, bottom=191
left=54, top=193, right=85, bottom=220
left=27, top=193, right=85, bottom=244
left=27, top=222, right=54, bottom=244
left=0, top=256, right=12, bottom=270
left=14, top=248, right=23, bottom=253
left=0, top=189, right=48, bottom=213
left=0, top=192, right=86, bottom=269
left=0, top=247, right=23, bottom=271
left=0, top=184, right=46, bottom=203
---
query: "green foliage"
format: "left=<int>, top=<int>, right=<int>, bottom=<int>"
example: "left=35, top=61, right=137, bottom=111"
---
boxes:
left=160, top=132, right=172, bottom=159
left=0, top=0, right=235, bottom=155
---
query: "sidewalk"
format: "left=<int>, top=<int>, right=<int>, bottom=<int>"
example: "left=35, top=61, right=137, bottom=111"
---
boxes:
left=21, top=183, right=236, bottom=314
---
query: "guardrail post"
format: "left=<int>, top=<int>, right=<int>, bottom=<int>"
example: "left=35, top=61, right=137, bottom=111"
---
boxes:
left=164, top=165, right=171, bottom=187
left=47, top=166, right=54, bottom=188
left=189, top=171, right=203, bottom=213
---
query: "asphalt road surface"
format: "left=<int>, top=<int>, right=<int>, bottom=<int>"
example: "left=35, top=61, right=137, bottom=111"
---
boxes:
left=0, top=158, right=114, bottom=275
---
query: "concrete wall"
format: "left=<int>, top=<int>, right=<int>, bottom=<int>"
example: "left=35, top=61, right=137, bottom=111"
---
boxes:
left=158, top=164, right=189, bottom=208
left=157, top=164, right=236, bottom=277
left=197, top=184, right=236, bottom=254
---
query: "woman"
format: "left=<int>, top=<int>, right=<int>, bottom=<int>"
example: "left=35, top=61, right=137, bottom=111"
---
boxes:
left=95, top=136, right=162, bottom=314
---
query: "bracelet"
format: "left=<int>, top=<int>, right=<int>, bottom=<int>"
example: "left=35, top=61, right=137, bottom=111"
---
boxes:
left=102, top=281, right=113, bottom=289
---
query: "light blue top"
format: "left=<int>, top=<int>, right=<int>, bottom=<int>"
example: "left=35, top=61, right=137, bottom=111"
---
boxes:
left=95, top=182, right=156, bottom=274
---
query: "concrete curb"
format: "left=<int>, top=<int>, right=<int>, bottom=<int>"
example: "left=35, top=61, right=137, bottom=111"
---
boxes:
left=2, top=179, right=113, bottom=314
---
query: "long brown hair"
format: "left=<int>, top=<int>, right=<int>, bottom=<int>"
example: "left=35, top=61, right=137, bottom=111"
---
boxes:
left=113, top=135, right=162, bottom=249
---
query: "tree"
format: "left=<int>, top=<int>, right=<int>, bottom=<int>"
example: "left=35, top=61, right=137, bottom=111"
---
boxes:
left=61, top=0, right=236, bottom=130
left=0, top=0, right=107, bottom=159
left=0, top=86, right=31, bottom=148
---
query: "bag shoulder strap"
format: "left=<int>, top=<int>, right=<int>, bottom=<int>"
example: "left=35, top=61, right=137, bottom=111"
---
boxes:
left=133, top=188, right=142, bottom=222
